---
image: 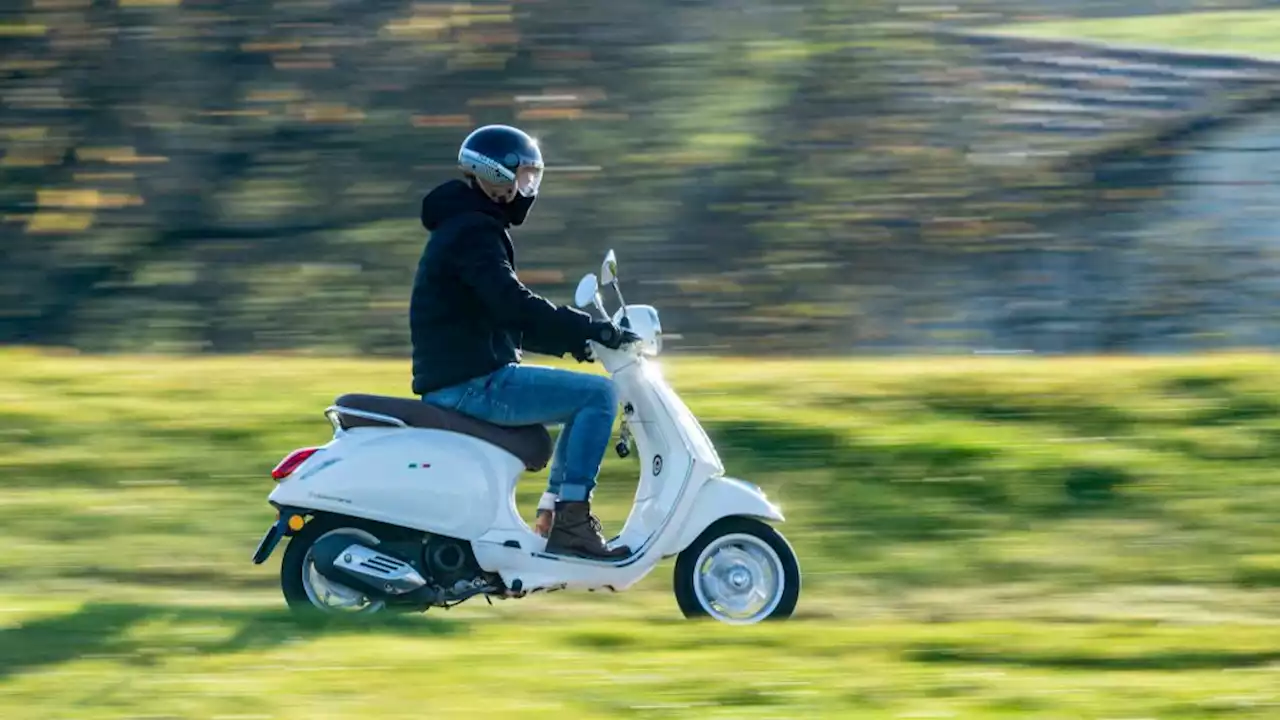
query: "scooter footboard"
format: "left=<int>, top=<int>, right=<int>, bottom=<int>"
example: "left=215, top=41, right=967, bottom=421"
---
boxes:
left=664, top=476, right=784, bottom=557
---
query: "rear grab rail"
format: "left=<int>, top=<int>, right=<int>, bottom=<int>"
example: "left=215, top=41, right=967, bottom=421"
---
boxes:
left=324, top=405, right=410, bottom=433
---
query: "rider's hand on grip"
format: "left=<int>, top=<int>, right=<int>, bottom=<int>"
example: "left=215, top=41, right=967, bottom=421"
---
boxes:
left=588, top=320, right=641, bottom=350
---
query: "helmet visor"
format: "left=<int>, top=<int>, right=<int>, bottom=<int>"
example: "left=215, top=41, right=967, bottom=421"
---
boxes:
left=515, top=165, right=543, bottom=198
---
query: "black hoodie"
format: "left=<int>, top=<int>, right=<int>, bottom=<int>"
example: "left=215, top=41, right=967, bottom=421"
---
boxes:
left=409, top=179, right=595, bottom=395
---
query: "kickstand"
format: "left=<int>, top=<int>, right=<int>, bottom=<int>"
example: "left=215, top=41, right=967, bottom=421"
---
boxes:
left=485, top=595, right=493, bottom=606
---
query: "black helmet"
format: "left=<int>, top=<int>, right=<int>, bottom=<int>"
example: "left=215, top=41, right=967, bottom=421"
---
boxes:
left=458, top=124, right=544, bottom=199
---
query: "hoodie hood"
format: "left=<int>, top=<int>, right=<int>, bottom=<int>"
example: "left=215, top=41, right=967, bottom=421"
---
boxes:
left=420, top=179, right=508, bottom=231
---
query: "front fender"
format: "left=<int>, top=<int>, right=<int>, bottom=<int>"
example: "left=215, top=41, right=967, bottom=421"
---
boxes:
left=665, top=476, right=785, bottom=557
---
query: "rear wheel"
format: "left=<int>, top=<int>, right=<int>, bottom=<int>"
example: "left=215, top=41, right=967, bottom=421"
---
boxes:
left=673, top=517, right=800, bottom=623
left=281, top=516, right=389, bottom=618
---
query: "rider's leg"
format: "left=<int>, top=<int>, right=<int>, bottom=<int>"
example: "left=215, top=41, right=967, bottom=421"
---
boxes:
left=423, top=363, right=626, bottom=558
left=536, top=416, right=574, bottom=537
left=535, top=374, right=629, bottom=557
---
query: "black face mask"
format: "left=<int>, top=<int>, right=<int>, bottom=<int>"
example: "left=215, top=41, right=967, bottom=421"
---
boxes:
left=504, top=193, right=536, bottom=227
left=469, top=178, right=537, bottom=228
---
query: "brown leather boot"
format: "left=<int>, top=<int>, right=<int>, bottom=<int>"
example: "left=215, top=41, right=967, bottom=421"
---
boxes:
left=545, top=501, right=630, bottom=559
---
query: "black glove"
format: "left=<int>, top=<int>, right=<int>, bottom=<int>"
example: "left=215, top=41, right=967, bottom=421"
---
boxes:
left=571, top=342, right=594, bottom=363
left=588, top=320, right=642, bottom=350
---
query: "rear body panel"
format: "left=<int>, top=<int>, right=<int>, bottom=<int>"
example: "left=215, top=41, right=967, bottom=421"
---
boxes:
left=266, top=426, right=524, bottom=538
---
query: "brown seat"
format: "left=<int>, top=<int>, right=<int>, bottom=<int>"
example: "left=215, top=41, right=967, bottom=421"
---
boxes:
left=331, top=393, right=553, bottom=471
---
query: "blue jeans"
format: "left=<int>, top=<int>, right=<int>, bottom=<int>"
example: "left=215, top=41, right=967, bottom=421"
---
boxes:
left=421, top=363, right=618, bottom=503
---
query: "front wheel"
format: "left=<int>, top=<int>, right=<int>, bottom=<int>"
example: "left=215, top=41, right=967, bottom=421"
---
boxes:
left=673, top=517, right=800, bottom=623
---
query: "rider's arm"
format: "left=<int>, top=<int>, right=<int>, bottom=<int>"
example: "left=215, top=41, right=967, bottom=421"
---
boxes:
left=449, top=223, right=594, bottom=351
left=520, top=332, right=572, bottom=358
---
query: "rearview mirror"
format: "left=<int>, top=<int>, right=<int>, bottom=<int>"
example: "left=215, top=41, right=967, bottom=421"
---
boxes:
left=600, top=249, right=618, bottom=286
left=574, top=273, right=600, bottom=310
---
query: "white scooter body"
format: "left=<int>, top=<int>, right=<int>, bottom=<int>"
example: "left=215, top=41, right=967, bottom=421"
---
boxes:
left=267, top=316, right=783, bottom=595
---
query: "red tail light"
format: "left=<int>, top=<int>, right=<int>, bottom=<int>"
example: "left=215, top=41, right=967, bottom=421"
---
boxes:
left=272, top=447, right=320, bottom=480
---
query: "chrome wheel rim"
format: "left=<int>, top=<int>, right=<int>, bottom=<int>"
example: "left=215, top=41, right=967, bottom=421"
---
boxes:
left=692, top=532, right=784, bottom=624
left=302, top=528, right=386, bottom=614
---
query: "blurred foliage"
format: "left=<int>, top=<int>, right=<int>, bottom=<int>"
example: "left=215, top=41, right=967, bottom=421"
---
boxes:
left=997, top=8, right=1280, bottom=56
left=3, top=0, right=1280, bottom=356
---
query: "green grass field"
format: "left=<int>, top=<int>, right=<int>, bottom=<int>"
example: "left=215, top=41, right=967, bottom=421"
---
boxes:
left=2, top=349, right=1279, bottom=718
left=994, top=9, right=1280, bottom=58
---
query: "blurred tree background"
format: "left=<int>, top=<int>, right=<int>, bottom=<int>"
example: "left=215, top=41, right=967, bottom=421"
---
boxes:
left=4, top=0, right=1280, bottom=361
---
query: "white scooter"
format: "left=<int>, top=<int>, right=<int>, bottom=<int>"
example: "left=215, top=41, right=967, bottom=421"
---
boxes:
left=251, top=250, right=800, bottom=624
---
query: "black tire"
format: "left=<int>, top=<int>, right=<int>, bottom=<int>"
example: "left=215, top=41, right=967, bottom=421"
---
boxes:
left=280, top=514, right=389, bottom=619
left=673, top=516, right=800, bottom=622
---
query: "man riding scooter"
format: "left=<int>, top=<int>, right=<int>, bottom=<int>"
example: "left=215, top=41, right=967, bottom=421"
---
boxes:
left=410, top=124, right=639, bottom=560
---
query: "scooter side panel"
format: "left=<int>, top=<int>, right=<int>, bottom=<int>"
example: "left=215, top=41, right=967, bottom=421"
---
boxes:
left=662, top=476, right=785, bottom=557
left=268, top=427, right=523, bottom=539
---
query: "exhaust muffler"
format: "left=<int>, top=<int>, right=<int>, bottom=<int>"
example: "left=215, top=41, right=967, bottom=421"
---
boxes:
left=308, top=531, right=435, bottom=603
